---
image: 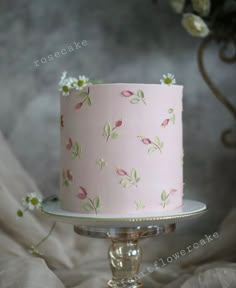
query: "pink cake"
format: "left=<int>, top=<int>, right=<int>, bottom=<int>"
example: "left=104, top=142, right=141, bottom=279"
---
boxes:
left=59, top=73, right=183, bottom=215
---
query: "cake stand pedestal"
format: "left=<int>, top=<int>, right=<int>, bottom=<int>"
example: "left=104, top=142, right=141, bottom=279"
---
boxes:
left=42, top=196, right=207, bottom=288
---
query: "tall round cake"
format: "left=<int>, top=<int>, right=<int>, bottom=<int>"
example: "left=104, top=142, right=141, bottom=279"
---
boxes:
left=60, top=73, right=183, bottom=215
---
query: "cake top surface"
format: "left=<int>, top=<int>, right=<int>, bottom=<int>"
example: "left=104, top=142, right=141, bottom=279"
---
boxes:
left=58, top=72, right=182, bottom=96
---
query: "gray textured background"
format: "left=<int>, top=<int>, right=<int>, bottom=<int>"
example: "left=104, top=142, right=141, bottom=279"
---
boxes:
left=0, top=0, right=235, bottom=234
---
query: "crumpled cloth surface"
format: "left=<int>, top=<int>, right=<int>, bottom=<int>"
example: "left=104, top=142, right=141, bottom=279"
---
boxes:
left=0, top=130, right=235, bottom=288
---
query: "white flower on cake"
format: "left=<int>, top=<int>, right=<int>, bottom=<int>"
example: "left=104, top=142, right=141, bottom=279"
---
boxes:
left=74, top=75, right=89, bottom=90
left=182, top=13, right=209, bottom=37
left=22, top=192, right=42, bottom=211
left=160, top=73, right=176, bottom=86
left=59, top=72, right=90, bottom=95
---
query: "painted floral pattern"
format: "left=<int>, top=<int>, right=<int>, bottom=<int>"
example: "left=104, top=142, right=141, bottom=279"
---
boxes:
left=96, top=158, right=107, bottom=170
left=121, top=89, right=146, bottom=105
left=75, top=87, right=92, bottom=110
left=138, top=135, right=164, bottom=154
left=103, top=120, right=122, bottom=142
left=66, top=137, right=81, bottom=159
left=160, top=188, right=177, bottom=208
left=62, top=169, right=73, bottom=187
left=161, top=108, right=176, bottom=127
left=134, top=200, right=145, bottom=210
left=117, top=168, right=140, bottom=188
left=77, top=186, right=101, bottom=214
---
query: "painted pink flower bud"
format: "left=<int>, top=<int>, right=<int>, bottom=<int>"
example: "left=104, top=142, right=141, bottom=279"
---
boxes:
left=161, top=119, right=170, bottom=127
left=77, top=193, right=87, bottom=200
left=79, top=186, right=87, bottom=196
left=66, top=138, right=73, bottom=150
left=170, top=188, right=177, bottom=195
left=75, top=102, right=83, bottom=110
left=117, top=168, right=127, bottom=176
left=67, top=169, right=73, bottom=181
left=115, top=120, right=122, bottom=128
left=142, top=138, right=151, bottom=144
left=121, top=90, right=133, bottom=97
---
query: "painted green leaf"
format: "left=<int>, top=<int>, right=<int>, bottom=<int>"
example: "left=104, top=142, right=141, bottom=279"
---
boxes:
left=170, top=114, right=175, bottom=124
left=104, top=122, right=111, bottom=137
left=64, top=180, right=69, bottom=187
left=120, top=178, right=132, bottom=187
left=168, top=108, right=173, bottom=114
left=93, top=196, right=101, bottom=209
left=72, top=142, right=81, bottom=158
left=87, top=96, right=92, bottom=106
left=137, top=89, right=144, bottom=98
left=136, top=177, right=141, bottom=183
left=154, top=136, right=161, bottom=146
left=130, top=98, right=140, bottom=104
left=131, top=168, right=137, bottom=180
left=111, top=132, right=120, bottom=139
left=161, top=190, right=167, bottom=201
left=79, top=91, right=89, bottom=99
left=148, top=146, right=157, bottom=154
left=83, top=202, right=94, bottom=211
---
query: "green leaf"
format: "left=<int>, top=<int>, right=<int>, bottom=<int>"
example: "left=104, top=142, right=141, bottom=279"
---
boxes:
left=136, top=177, right=141, bottom=183
left=83, top=202, right=94, bottom=212
left=72, top=142, right=81, bottom=158
left=111, top=132, right=120, bottom=139
left=148, top=146, right=157, bottom=154
left=161, top=190, right=167, bottom=201
left=64, top=180, right=69, bottom=187
left=90, top=80, right=103, bottom=84
left=93, top=196, right=101, bottom=209
left=130, top=98, right=140, bottom=104
left=87, top=96, right=92, bottom=106
left=154, top=136, right=161, bottom=146
left=170, top=114, right=175, bottom=124
left=137, top=89, right=144, bottom=98
left=131, top=168, right=137, bottom=180
left=79, top=91, right=89, bottom=99
left=120, top=178, right=132, bottom=188
left=104, top=122, right=111, bottom=137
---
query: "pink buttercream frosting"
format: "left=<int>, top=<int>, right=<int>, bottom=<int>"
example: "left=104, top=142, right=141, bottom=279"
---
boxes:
left=60, top=83, right=183, bottom=215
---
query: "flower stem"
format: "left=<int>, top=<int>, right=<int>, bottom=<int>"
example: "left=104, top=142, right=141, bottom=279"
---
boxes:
left=33, top=222, right=56, bottom=249
left=88, top=198, right=97, bottom=214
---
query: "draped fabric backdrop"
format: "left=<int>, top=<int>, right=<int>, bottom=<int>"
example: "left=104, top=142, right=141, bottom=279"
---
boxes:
left=0, top=0, right=235, bottom=236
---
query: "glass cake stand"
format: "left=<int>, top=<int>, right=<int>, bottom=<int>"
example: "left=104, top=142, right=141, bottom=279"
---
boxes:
left=41, top=196, right=207, bottom=288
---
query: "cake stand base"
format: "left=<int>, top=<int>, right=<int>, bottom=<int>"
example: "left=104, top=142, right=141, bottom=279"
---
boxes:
left=42, top=196, right=207, bottom=288
left=74, top=224, right=176, bottom=288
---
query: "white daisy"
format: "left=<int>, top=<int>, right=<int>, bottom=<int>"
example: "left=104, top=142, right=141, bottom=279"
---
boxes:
left=22, top=192, right=42, bottom=211
left=74, top=75, right=89, bottom=90
left=59, top=71, right=78, bottom=96
left=182, top=13, right=209, bottom=37
left=160, top=73, right=176, bottom=85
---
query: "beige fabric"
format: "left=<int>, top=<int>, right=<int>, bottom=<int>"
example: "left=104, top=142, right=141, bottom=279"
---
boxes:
left=0, top=130, right=236, bottom=287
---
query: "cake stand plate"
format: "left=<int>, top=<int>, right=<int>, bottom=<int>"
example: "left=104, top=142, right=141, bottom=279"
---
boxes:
left=41, top=195, right=207, bottom=228
left=41, top=196, right=207, bottom=287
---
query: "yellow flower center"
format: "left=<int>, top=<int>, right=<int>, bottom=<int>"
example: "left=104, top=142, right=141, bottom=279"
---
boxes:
left=164, top=77, right=172, bottom=84
left=77, top=80, right=85, bottom=87
left=17, top=210, right=23, bottom=217
left=31, top=197, right=39, bottom=206
left=63, top=86, right=69, bottom=92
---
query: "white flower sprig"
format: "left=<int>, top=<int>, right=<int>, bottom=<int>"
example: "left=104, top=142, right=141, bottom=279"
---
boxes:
left=16, top=192, right=56, bottom=257
left=160, top=73, right=176, bottom=86
left=17, top=192, right=42, bottom=219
